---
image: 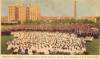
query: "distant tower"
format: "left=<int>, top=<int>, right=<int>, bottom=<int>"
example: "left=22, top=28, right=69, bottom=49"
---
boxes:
left=73, top=0, right=77, bottom=19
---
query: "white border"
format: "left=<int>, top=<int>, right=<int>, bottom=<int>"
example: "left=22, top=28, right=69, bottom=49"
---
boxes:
left=0, top=0, right=100, bottom=59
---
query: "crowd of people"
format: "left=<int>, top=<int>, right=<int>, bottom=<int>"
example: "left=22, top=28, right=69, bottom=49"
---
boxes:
left=2, top=24, right=99, bottom=38
left=6, top=31, right=94, bottom=55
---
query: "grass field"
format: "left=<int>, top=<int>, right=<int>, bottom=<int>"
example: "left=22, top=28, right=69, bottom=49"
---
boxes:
left=1, top=35, right=13, bottom=54
left=1, top=35, right=100, bottom=55
left=86, top=38, right=100, bottom=55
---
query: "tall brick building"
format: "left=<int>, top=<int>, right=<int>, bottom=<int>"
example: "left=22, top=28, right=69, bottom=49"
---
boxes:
left=29, top=4, right=41, bottom=20
left=18, top=6, right=30, bottom=22
left=8, top=4, right=41, bottom=22
left=8, top=6, right=18, bottom=21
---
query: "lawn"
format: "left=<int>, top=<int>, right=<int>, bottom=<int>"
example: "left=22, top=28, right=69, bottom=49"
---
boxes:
left=86, top=38, right=100, bottom=55
left=1, top=35, right=100, bottom=55
left=1, top=35, right=13, bottom=54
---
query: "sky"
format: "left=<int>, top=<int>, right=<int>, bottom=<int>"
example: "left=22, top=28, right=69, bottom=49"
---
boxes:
left=1, top=0, right=100, bottom=16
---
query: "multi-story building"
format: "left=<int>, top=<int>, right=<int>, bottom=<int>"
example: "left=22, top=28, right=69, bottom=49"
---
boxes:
left=29, top=3, right=41, bottom=20
left=8, top=4, right=41, bottom=22
left=29, top=6, right=35, bottom=20
left=8, top=6, right=18, bottom=22
left=1, top=16, right=8, bottom=23
left=8, top=5, right=30, bottom=24
left=26, top=7, right=30, bottom=20
left=18, top=6, right=30, bottom=22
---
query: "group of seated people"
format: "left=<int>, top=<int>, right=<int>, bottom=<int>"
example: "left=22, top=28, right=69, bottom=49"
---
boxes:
left=6, top=31, right=94, bottom=55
